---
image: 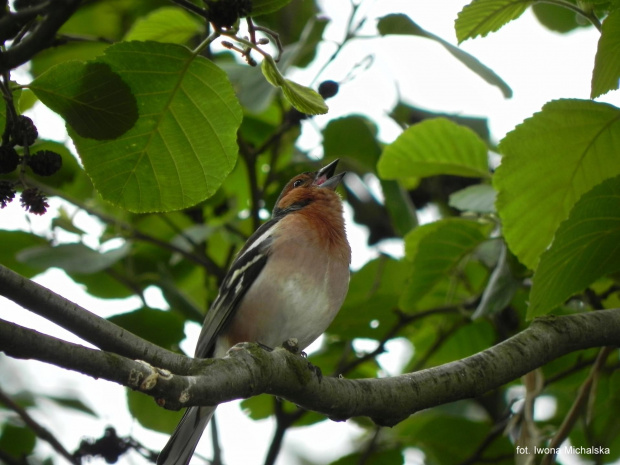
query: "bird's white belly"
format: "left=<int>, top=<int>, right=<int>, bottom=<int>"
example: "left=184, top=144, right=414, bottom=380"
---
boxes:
left=217, top=250, right=349, bottom=354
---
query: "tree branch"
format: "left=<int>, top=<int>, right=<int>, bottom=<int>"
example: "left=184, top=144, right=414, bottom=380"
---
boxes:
left=0, top=317, right=178, bottom=397
left=0, top=264, right=191, bottom=374
left=0, top=0, right=82, bottom=73
left=2, top=303, right=620, bottom=427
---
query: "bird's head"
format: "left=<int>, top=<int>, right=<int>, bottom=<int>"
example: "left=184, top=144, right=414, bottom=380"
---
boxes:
left=272, top=159, right=346, bottom=217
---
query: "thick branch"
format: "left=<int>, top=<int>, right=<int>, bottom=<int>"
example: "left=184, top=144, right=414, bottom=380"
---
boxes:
left=0, top=264, right=191, bottom=374
left=2, top=307, right=619, bottom=427
left=0, top=0, right=82, bottom=73
left=0, top=318, right=174, bottom=394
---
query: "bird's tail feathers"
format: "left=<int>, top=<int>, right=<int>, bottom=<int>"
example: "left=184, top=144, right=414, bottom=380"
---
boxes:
left=157, top=406, right=216, bottom=465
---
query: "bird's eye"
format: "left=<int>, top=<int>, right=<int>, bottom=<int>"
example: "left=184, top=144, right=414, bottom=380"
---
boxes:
left=293, top=179, right=304, bottom=188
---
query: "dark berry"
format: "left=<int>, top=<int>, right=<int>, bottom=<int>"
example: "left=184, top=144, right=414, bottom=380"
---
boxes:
left=28, top=150, right=62, bottom=176
left=0, top=146, right=20, bottom=174
left=0, top=181, right=16, bottom=208
left=318, top=80, right=339, bottom=99
left=12, top=115, right=38, bottom=146
left=285, top=108, right=307, bottom=125
left=205, top=0, right=252, bottom=28
left=20, top=187, right=48, bottom=215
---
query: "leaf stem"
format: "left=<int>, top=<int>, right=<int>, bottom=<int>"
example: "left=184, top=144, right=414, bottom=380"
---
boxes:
left=221, top=31, right=271, bottom=60
left=192, top=30, right=221, bottom=56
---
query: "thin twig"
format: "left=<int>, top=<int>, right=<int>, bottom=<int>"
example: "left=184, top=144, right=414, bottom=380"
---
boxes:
left=541, top=346, right=614, bottom=465
left=458, top=414, right=511, bottom=465
left=358, top=427, right=381, bottom=465
left=544, top=355, right=597, bottom=387
left=311, top=0, right=364, bottom=85
left=1, top=70, right=17, bottom=145
left=27, top=178, right=225, bottom=281
left=412, top=319, right=468, bottom=372
left=334, top=305, right=462, bottom=376
left=263, top=399, right=304, bottom=465
left=0, top=387, right=78, bottom=464
left=210, top=414, right=223, bottom=465
left=170, top=0, right=209, bottom=19
left=238, top=136, right=261, bottom=231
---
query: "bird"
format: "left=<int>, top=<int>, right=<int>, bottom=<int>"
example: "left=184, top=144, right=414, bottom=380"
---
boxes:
left=157, top=159, right=351, bottom=465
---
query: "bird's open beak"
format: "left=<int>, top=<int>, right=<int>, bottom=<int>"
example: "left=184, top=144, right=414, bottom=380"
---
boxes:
left=313, top=159, right=345, bottom=190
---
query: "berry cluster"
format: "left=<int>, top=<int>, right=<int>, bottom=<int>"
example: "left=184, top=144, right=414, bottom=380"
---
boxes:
left=0, top=114, right=63, bottom=215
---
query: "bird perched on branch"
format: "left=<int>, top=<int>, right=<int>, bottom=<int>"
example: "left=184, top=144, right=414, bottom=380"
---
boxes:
left=158, top=159, right=351, bottom=465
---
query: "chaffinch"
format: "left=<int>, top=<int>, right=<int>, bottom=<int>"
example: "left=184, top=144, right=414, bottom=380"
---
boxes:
left=158, top=159, right=351, bottom=465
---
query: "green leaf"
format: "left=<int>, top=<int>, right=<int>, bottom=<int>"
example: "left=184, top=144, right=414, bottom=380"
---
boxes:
left=322, top=116, right=381, bottom=172
left=250, top=0, right=316, bottom=45
left=18, top=88, right=38, bottom=113
left=283, top=79, right=328, bottom=115
left=16, top=242, right=130, bottom=274
left=30, top=42, right=109, bottom=78
left=127, top=389, right=183, bottom=433
left=449, top=184, right=497, bottom=213
left=395, top=412, right=513, bottom=464
left=591, top=10, right=620, bottom=98
left=30, top=61, right=138, bottom=140
left=532, top=3, right=586, bottom=33
left=71, top=269, right=134, bottom=300
left=0, top=231, right=48, bottom=278
left=60, top=0, right=126, bottom=40
left=240, top=394, right=273, bottom=420
left=124, top=6, right=204, bottom=44
left=261, top=58, right=328, bottom=115
left=0, top=424, right=36, bottom=457
left=529, top=176, right=620, bottom=318
left=330, top=256, right=408, bottom=340
left=422, top=319, right=496, bottom=367
left=389, top=101, right=491, bottom=143
left=378, top=14, right=512, bottom=98
left=0, top=83, right=21, bottom=134
left=222, top=17, right=325, bottom=113
left=455, top=0, right=532, bottom=43
left=330, top=449, right=404, bottom=465
left=52, top=208, right=87, bottom=236
left=381, top=180, right=418, bottom=237
left=108, top=307, right=186, bottom=350
left=47, top=396, right=98, bottom=416
left=159, top=276, right=205, bottom=323
left=250, top=0, right=293, bottom=17
left=377, top=118, right=490, bottom=180
left=70, top=41, right=242, bottom=212
left=495, top=99, right=620, bottom=270
left=472, top=240, right=522, bottom=318
left=400, top=218, right=493, bottom=308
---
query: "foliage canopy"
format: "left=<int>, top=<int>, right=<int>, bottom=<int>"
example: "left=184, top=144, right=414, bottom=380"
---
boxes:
left=1, top=1, right=619, bottom=465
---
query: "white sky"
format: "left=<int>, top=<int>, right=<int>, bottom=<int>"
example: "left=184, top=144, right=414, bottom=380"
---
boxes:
left=1, top=1, right=619, bottom=465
